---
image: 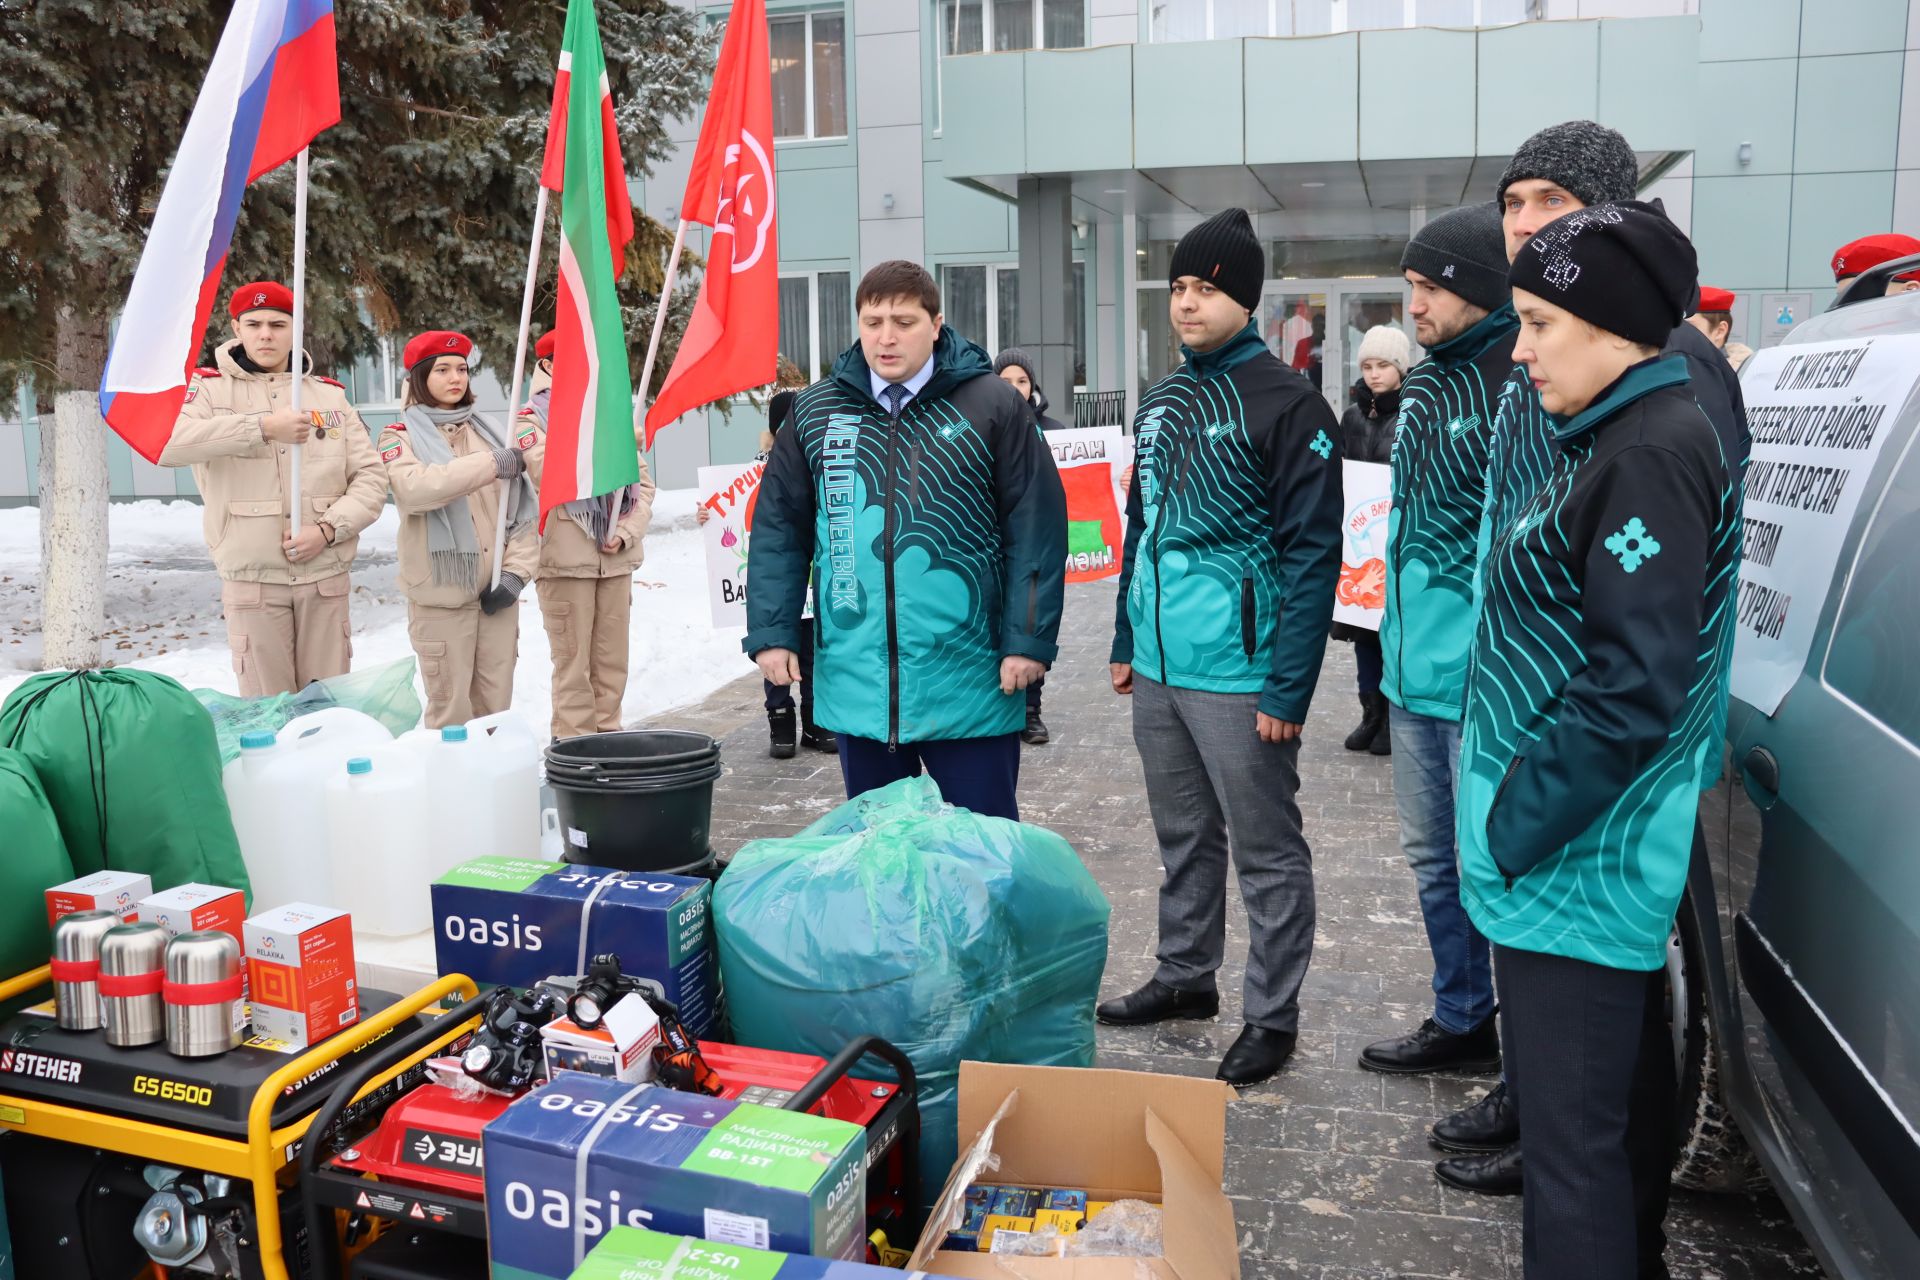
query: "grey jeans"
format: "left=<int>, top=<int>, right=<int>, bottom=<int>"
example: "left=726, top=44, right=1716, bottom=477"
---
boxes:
left=1132, top=674, right=1316, bottom=1032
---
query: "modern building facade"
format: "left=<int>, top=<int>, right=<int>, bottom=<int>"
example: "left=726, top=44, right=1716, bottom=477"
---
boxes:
left=4, top=0, right=1917, bottom=497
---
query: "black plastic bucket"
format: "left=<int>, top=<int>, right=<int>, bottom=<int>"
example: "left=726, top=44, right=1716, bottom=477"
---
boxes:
left=546, top=731, right=722, bottom=872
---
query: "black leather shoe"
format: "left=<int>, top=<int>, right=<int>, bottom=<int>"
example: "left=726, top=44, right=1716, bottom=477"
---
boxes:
left=1434, top=1142, right=1522, bottom=1196
left=1431, top=1080, right=1520, bottom=1153
left=1095, top=979, right=1218, bottom=1027
left=1021, top=708, right=1050, bottom=745
left=798, top=707, right=836, bottom=753
left=1343, top=692, right=1384, bottom=752
left=1217, top=1024, right=1297, bottom=1087
left=1359, top=1014, right=1500, bottom=1075
left=767, top=706, right=797, bottom=759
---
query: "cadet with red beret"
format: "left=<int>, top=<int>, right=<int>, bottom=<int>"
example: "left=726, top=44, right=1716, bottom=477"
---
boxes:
left=378, top=331, right=542, bottom=728
left=519, top=330, right=657, bottom=741
left=160, top=282, right=388, bottom=697
left=1832, top=234, right=1920, bottom=299
left=1685, top=286, right=1752, bottom=369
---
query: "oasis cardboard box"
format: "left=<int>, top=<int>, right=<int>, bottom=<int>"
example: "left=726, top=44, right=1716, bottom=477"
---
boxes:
left=907, top=1062, right=1240, bottom=1280
left=430, top=857, right=715, bottom=1035
left=568, top=1227, right=923, bottom=1280
left=483, top=1077, right=868, bottom=1280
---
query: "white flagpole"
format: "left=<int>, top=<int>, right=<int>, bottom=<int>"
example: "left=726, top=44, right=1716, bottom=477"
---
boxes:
left=492, top=184, right=551, bottom=592
left=632, top=217, right=688, bottom=435
left=288, top=147, right=310, bottom=537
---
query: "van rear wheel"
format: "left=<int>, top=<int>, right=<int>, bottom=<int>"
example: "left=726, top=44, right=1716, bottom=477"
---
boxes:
left=1667, top=890, right=1764, bottom=1192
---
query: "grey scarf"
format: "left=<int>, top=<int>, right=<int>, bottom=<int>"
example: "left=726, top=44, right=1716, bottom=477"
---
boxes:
left=401, top=403, right=539, bottom=591
left=524, top=388, right=636, bottom=546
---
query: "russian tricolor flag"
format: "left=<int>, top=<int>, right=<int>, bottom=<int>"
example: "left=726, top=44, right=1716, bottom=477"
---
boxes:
left=99, top=0, right=339, bottom=463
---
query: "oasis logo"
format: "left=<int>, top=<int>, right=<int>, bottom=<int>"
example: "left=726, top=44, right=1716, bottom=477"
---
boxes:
left=0, top=1049, right=82, bottom=1083
left=441, top=912, right=543, bottom=951
left=499, top=1181, right=654, bottom=1236
left=534, top=1091, right=693, bottom=1133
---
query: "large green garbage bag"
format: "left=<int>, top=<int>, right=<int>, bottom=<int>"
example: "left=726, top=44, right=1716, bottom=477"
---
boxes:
left=0, top=669, right=250, bottom=898
left=713, top=776, right=1111, bottom=1205
left=0, top=748, right=74, bottom=983
left=194, top=654, right=423, bottom=765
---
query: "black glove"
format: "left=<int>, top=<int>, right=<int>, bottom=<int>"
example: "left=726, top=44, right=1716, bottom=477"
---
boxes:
left=492, top=446, right=527, bottom=479
left=480, top=572, right=525, bottom=615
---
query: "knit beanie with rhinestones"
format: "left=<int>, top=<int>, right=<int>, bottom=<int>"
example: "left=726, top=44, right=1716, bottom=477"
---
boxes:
left=1507, top=200, right=1696, bottom=347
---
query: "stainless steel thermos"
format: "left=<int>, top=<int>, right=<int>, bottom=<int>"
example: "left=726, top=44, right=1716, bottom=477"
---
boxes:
left=99, top=922, right=168, bottom=1048
left=50, top=909, right=120, bottom=1031
left=163, top=931, right=244, bottom=1058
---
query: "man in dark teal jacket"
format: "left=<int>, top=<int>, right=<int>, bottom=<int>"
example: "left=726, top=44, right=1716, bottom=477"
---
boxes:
left=744, top=261, right=1066, bottom=821
left=1359, top=203, right=1515, bottom=1079
left=1095, top=209, right=1343, bottom=1087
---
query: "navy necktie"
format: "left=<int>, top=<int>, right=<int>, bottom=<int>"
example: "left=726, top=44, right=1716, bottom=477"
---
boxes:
left=882, top=383, right=908, bottom=418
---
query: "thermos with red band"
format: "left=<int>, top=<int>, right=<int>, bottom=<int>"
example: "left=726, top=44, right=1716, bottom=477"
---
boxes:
left=99, top=922, right=169, bottom=1048
left=164, top=931, right=244, bottom=1058
left=51, top=909, right=121, bottom=1032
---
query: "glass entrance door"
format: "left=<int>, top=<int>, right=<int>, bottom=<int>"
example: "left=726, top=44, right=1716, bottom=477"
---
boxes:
left=1262, top=279, right=1413, bottom=416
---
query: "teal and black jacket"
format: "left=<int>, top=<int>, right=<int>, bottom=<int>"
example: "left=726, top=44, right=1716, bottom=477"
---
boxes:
left=1380, top=305, right=1518, bottom=721
left=1457, top=356, right=1741, bottom=970
left=744, top=330, right=1067, bottom=745
left=1110, top=324, right=1343, bottom=722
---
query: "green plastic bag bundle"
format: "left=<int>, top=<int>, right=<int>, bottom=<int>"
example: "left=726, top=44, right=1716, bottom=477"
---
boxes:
left=713, top=776, right=1111, bottom=1204
left=0, top=747, right=74, bottom=983
left=194, top=654, right=423, bottom=765
left=0, top=669, right=250, bottom=897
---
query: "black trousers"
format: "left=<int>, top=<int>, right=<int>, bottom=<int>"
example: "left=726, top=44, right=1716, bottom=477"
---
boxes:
left=1497, top=943, right=1676, bottom=1280
left=763, top=629, right=815, bottom=713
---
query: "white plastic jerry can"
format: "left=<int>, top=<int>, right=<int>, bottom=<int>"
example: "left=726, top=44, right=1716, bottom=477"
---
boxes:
left=323, top=748, right=433, bottom=937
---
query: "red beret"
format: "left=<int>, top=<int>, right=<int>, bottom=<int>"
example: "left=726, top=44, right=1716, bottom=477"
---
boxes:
left=403, top=330, right=474, bottom=371
left=1831, top=234, right=1920, bottom=281
left=1695, top=286, right=1736, bottom=313
left=535, top=331, right=558, bottom=361
left=229, top=281, right=293, bottom=317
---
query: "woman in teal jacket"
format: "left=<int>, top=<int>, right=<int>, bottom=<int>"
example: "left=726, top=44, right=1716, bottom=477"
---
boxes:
left=1457, top=202, right=1740, bottom=1278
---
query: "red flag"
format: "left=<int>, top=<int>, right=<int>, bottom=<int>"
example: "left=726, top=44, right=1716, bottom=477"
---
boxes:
left=643, top=0, right=778, bottom=446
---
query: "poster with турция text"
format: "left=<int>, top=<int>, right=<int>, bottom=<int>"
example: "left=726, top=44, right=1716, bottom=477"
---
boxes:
left=698, top=461, right=763, bottom=628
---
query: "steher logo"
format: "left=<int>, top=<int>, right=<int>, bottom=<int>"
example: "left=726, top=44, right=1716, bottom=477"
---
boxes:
left=1308, top=429, right=1333, bottom=459
left=1446, top=413, right=1481, bottom=440
left=0, top=1048, right=83, bottom=1083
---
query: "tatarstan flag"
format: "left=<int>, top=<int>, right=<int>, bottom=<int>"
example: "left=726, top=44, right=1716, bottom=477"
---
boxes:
left=1058, top=462, right=1123, bottom=583
left=535, top=0, right=639, bottom=530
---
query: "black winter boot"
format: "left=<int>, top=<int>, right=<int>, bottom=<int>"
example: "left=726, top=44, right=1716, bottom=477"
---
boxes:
left=1368, top=705, right=1393, bottom=756
left=799, top=701, right=836, bottom=753
left=767, top=706, right=797, bottom=759
left=1345, top=692, right=1388, bottom=752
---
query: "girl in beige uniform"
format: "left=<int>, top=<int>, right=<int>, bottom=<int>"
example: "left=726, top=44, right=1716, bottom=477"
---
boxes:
left=521, top=332, right=656, bottom=740
left=378, top=330, right=541, bottom=728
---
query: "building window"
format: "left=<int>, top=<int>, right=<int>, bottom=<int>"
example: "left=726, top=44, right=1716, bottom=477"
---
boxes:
left=940, top=262, right=1087, bottom=389
left=937, top=1, right=1086, bottom=130
left=778, top=270, right=853, bottom=381
left=770, top=9, right=847, bottom=141
left=1148, top=0, right=1528, bottom=39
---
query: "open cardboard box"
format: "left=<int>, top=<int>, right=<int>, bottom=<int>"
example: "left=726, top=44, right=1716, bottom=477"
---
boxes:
left=908, top=1062, right=1240, bottom=1280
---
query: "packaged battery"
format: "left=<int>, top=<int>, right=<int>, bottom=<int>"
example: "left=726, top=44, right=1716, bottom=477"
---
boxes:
left=1042, top=1188, right=1088, bottom=1213
left=980, top=1215, right=1031, bottom=1251
left=1035, top=1208, right=1084, bottom=1234
left=987, top=1186, right=1041, bottom=1218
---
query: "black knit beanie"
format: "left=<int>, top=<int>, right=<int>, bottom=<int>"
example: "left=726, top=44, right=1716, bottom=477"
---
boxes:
left=1169, top=208, right=1265, bottom=313
left=1401, top=203, right=1509, bottom=313
left=768, top=389, right=796, bottom=436
left=1496, top=120, right=1640, bottom=209
left=1507, top=200, right=1696, bottom=348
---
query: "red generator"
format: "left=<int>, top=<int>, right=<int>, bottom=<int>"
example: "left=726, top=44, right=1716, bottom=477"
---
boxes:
left=297, top=996, right=921, bottom=1279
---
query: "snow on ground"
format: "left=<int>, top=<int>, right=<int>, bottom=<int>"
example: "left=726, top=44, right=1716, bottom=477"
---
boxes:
left=0, top=490, right=755, bottom=734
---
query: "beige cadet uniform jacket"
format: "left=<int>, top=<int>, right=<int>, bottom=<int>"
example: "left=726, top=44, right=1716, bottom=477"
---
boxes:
left=378, top=413, right=541, bottom=609
left=521, top=399, right=657, bottom=579
left=159, top=341, right=388, bottom=584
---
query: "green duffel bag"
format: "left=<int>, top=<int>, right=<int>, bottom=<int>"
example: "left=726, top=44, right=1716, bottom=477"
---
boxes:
left=1, top=669, right=250, bottom=900
left=0, top=747, right=74, bottom=982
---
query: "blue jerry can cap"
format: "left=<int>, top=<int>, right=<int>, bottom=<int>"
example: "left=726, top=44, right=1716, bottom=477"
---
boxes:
left=239, top=730, right=277, bottom=749
left=347, top=757, right=373, bottom=775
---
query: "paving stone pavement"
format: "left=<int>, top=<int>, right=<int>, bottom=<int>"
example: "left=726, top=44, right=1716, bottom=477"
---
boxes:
left=647, top=580, right=1822, bottom=1280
